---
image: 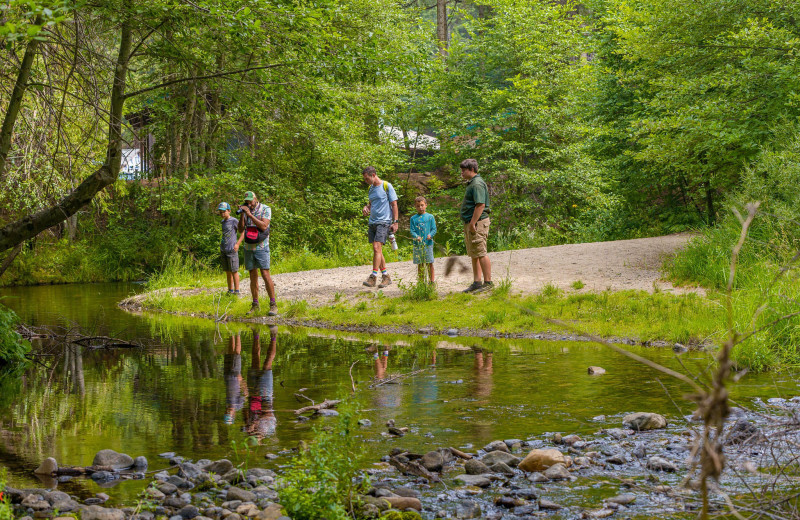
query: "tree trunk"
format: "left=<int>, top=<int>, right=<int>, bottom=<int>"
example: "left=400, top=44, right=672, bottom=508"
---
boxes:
left=180, top=79, right=197, bottom=179
left=0, top=22, right=132, bottom=254
left=0, top=16, right=42, bottom=180
left=704, top=180, right=716, bottom=225
left=437, top=0, right=448, bottom=56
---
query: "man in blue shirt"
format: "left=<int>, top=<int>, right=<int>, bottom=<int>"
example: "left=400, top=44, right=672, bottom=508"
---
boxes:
left=361, top=166, right=399, bottom=288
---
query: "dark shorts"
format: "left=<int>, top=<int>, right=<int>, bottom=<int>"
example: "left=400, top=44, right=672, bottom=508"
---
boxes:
left=368, top=223, right=390, bottom=244
left=220, top=251, right=239, bottom=272
left=244, top=246, right=270, bottom=271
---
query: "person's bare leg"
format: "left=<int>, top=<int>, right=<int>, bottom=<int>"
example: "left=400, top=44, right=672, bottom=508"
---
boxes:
left=478, top=255, right=492, bottom=282
left=249, top=270, right=259, bottom=301
left=428, top=263, right=435, bottom=283
left=471, top=257, right=483, bottom=282
left=261, top=270, right=276, bottom=301
left=226, top=271, right=233, bottom=291
left=372, top=242, right=383, bottom=271
left=233, top=272, right=240, bottom=291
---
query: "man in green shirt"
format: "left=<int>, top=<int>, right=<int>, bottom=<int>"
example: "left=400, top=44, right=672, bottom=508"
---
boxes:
left=459, top=158, right=492, bottom=293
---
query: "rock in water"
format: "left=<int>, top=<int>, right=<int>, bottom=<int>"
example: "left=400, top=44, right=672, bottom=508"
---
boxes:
left=483, top=440, right=510, bottom=453
left=464, top=459, right=492, bottom=475
left=132, top=456, right=148, bottom=471
left=92, top=449, right=134, bottom=470
left=81, top=505, right=126, bottom=520
left=587, top=366, right=606, bottom=375
left=225, top=486, right=256, bottom=503
left=646, top=456, right=678, bottom=472
left=385, top=497, right=422, bottom=511
left=421, top=450, right=444, bottom=472
left=517, top=449, right=566, bottom=472
left=204, top=459, right=233, bottom=475
left=622, top=412, right=667, bottom=431
left=454, top=474, right=491, bottom=487
left=727, top=419, right=762, bottom=445
left=481, top=450, right=521, bottom=467
left=543, top=463, right=570, bottom=480
left=455, top=499, right=481, bottom=519
left=539, top=499, right=563, bottom=510
left=34, top=457, right=58, bottom=475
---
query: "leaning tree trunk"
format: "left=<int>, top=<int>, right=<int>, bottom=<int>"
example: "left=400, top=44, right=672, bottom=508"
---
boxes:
left=0, top=22, right=132, bottom=254
left=437, top=0, right=448, bottom=56
left=0, top=16, right=42, bottom=180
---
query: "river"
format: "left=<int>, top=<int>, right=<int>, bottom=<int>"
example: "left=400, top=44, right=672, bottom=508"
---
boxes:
left=0, top=283, right=795, bottom=504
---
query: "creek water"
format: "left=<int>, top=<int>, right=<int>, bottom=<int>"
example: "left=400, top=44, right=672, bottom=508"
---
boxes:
left=0, top=283, right=796, bottom=505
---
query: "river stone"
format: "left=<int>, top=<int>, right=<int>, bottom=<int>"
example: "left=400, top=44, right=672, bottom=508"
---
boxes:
left=727, top=419, right=762, bottom=445
left=455, top=499, right=481, bottom=519
left=489, top=462, right=515, bottom=476
left=164, top=496, right=188, bottom=509
left=360, top=496, right=391, bottom=512
left=518, top=449, right=566, bottom=472
left=146, top=488, right=166, bottom=501
left=538, top=499, right=563, bottom=510
left=454, top=474, right=491, bottom=487
left=646, top=456, right=678, bottom=472
left=607, top=494, right=636, bottom=505
left=178, top=505, right=199, bottom=519
left=465, top=459, right=492, bottom=475
left=81, top=506, right=126, bottom=520
left=421, top=451, right=444, bottom=472
left=167, top=476, right=193, bottom=490
left=605, top=453, right=628, bottom=465
left=633, top=443, right=647, bottom=458
left=385, top=497, right=422, bottom=511
left=21, top=494, right=49, bottom=511
left=44, top=491, right=70, bottom=505
left=223, top=469, right=244, bottom=484
left=587, top=366, right=606, bottom=375
left=483, top=440, right=510, bottom=453
left=392, top=487, right=420, bottom=498
left=562, top=435, right=582, bottom=446
left=93, top=449, right=134, bottom=469
left=481, top=450, right=520, bottom=467
left=158, top=483, right=178, bottom=495
left=34, top=457, right=58, bottom=475
left=179, top=462, right=205, bottom=481
left=543, top=463, right=570, bottom=480
left=51, top=498, right=79, bottom=512
left=622, top=412, right=667, bottom=431
left=91, top=471, right=116, bottom=482
left=133, top=456, right=148, bottom=471
left=226, top=486, right=256, bottom=503
left=204, top=459, right=234, bottom=475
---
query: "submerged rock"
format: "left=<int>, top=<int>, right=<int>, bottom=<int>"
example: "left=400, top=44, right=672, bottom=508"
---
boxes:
left=454, top=474, right=491, bottom=487
left=34, top=458, right=58, bottom=475
left=646, top=456, right=678, bottom=472
left=454, top=499, right=481, bottom=519
left=132, top=456, right=148, bottom=472
left=518, top=449, right=566, bottom=472
left=622, top=412, right=667, bottom=431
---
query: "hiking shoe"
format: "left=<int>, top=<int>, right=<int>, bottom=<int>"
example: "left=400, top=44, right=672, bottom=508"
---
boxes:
left=247, top=302, right=260, bottom=315
left=378, top=274, right=392, bottom=288
left=475, top=281, right=494, bottom=293
left=233, top=290, right=241, bottom=295
left=268, top=303, right=278, bottom=317
left=463, top=281, right=483, bottom=293
left=363, top=274, right=377, bottom=287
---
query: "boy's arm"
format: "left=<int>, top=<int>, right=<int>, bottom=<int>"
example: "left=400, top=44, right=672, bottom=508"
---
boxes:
left=408, top=216, right=420, bottom=239
left=235, top=230, right=245, bottom=251
left=429, top=215, right=437, bottom=237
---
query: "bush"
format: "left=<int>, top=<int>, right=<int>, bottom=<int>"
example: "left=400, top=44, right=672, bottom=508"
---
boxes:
left=0, top=303, right=29, bottom=369
left=0, top=467, right=13, bottom=520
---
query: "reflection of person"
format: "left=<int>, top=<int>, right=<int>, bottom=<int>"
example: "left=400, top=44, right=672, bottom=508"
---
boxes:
left=244, top=327, right=278, bottom=439
left=237, top=191, right=277, bottom=316
left=361, top=166, right=398, bottom=289
left=372, top=345, right=390, bottom=380
left=369, top=345, right=402, bottom=409
left=410, top=196, right=437, bottom=284
left=218, top=202, right=244, bottom=295
left=223, top=334, right=246, bottom=424
left=459, top=159, right=492, bottom=293
left=473, top=347, right=493, bottom=400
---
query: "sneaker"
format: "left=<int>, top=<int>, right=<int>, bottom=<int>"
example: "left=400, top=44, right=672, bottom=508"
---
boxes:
left=475, top=281, right=494, bottom=293
left=227, top=289, right=234, bottom=295
left=234, top=290, right=241, bottom=295
left=463, top=281, right=483, bottom=293
left=268, top=303, right=278, bottom=316
left=378, top=274, right=392, bottom=288
left=247, top=302, right=260, bottom=315
left=363, top=274, right=377, bottom=287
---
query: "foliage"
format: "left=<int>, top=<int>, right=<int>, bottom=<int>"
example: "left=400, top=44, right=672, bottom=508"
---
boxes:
left=0, top=302, right=29, bottom=368
left=399, top=279, right=437, bottom=302
left=278, top=400, right=365, bottom=520
left=0, top=467, right=13, bottom=520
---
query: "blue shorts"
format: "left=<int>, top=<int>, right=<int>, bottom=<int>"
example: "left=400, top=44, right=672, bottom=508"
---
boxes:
left=413, top=243, right=434, bottom=265
left=244, top=246, right=270, bottom=271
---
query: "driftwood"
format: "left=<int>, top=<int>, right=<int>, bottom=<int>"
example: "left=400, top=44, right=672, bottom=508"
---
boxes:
left=389, top=456, right=440, bottom=482
left=449, top=447, right=474, bottom=460
left=294, top=399, right=340, bottom=415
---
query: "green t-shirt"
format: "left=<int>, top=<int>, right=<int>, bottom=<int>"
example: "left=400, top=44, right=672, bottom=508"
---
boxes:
left=460, top=174, right=490, bottom=223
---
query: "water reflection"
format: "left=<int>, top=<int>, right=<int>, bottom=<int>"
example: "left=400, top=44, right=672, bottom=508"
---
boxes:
left=244, top=327, right=277, bottom=440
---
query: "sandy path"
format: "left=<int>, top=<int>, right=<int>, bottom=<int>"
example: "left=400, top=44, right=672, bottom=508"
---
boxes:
left=265, top=232, right=700, bottom=305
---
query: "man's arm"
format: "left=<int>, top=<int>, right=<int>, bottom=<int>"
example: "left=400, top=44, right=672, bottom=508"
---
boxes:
left=241, top=206, right=270, bottom=231
left=469, top=204, right=485, bottom=233
left=390, top=200, right=399, bottom=233
left=238, top=213, right=246, bottom=232
left=362, top=201, right=371, bottom=217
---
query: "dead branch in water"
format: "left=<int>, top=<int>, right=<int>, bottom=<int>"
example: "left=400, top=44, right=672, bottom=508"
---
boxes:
left=369, top=367, right=430, bottom=389
left=18, top=323, right=149, bottom=350
left=294, top=399, right=340, bottom=415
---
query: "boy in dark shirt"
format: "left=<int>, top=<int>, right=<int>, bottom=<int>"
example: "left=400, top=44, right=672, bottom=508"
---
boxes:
left=218, top=202, right=244, bottom=294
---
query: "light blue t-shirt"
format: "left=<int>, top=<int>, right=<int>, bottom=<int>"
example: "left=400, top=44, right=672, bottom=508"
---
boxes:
left=368, top=182, right=398, bottom=225
left=410, top=212, right=437, bottom=246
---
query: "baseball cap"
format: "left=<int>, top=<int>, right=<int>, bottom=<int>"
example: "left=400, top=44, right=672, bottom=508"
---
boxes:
left=217, top=202, right=231, bottom=211
left=243, top=191, right=256, bottom=201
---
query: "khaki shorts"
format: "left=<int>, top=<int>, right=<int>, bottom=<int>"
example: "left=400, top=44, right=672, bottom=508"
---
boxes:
left=464, top=218, right=490, bottom=258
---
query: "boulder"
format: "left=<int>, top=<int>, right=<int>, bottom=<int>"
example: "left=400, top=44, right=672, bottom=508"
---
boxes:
left=90, top=471, right=116, bottom=482
left=454, top=474, right=491, bottom=487
left=488, top=462, right=515, bottom=476
left=646, top=456, right=678, bottom=472
left=562, top=435, right=582, bottom=446
left=178, top=505, right=200, bottom=519
left=34, top=458, right=58, bottom=475
left=44, top=491, right=70, bottom=505
left=517, top=449, right=566, bottom=472
left=157, top=483, right=178, bottom=495
left=178, top=462, right=205, bottom=481
left=145, top=488, right=166, bottom=501
left=481, top=451, right=521, bottom=467
left=385, top=496, right=422, bottom=511
left=92, top=450, right=134, bottom=470
left=543, top=463, right=570, bottom=480
left=226, top=486, right=256, bottom=503
left=538, top=499, right=563, bottom=510
left=727, top=419, right=763, bottom=445
left=420, top=451, right=444, bottom=472
left=622, top=412, right=667, bottom=431
left=133, top=456, right=148, bottom=472
left=392, top=487, right=420, bottom=498
left=454, top=499, right=481, bottom=519
left=81, top=506, right=126, bottom=520
left=606, top=494, right=635, bottom=506
left=464, top=459, right=492, bottom=475
left=204, top=459, right=234, bottom=475
left=587, top=366, right=606, bottom=375
left=482, top=440, right=510, bottom=453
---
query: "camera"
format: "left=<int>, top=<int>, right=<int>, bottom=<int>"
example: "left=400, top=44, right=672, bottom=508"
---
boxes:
left=235, top=203, right=247, bottom=215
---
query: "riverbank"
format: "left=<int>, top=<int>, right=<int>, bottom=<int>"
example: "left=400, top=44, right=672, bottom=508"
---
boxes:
left=5, top=400, right=798, bottom=520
